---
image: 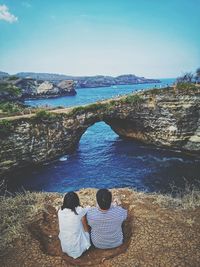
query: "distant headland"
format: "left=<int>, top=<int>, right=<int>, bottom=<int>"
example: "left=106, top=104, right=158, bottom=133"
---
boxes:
left=0, top=71, right=160, bottom=88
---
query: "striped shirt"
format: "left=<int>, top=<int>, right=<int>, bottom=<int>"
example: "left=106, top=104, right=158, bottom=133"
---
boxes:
left=87, top=205, right=127, bottom=249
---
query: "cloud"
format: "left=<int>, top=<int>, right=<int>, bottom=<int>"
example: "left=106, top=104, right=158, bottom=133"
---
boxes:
left=0, top=4, right=18, bottom=23
left=22, top=2, right=32, bottom=8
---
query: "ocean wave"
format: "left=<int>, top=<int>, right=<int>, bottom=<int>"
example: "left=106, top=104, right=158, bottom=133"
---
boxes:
left=59, top=155, right=69, bottom=161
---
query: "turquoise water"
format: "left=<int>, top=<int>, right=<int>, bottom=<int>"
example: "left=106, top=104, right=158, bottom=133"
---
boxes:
left=7, top=79, right=200, bottom=194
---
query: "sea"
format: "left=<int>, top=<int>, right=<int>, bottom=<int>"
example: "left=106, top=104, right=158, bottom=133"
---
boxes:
left=6, top=79, right=200, bottom=194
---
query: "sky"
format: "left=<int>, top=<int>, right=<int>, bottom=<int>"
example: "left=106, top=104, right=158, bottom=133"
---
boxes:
left=0, top=0, right=199, bottom=78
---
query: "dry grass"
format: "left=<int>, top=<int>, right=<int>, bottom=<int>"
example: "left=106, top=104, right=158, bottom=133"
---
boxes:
left=0, top=186, right=200, bottom=258
left=0, top=191, right=51, bottom=256
left=152, top=183, right=200, bottom=209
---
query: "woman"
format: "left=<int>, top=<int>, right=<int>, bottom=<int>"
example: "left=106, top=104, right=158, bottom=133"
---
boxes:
left=58, top=191, right=91, bottom=259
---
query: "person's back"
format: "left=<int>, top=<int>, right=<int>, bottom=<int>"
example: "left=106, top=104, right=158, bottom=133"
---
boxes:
left=87, top=189, right=127, bottom=249
left=58, top=192, right=91, bottom=259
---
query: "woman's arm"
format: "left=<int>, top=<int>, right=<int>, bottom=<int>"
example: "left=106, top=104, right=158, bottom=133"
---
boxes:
left=81, top=215, right=90, bottom=232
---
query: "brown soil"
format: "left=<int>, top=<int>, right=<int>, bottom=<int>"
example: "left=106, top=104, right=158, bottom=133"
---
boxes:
left=1, top=188, right=200, bottom=267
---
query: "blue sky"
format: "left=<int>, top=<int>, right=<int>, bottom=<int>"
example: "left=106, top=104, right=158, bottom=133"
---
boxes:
left=0, top=0, right=199, bottom=78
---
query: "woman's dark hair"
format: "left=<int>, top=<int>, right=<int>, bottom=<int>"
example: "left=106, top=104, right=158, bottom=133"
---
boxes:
left=96, top=189, right=112, bottom=210
left=61, top=191, right=80, bottom=215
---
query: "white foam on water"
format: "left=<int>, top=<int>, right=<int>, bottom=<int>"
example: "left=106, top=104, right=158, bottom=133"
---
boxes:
left=59, top=155, right=68, bottom=161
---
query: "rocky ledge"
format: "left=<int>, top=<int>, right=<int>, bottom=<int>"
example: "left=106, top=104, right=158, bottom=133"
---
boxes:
left=0, top=188, right=199, bottom=267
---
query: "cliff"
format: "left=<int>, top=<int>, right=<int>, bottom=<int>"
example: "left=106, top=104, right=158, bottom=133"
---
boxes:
left=2, top=71, right=160, bottom=88
left=0, top=86, right=199, bottom=176
left=0, top=77, right=76, bottom=101
left=0, top=188, right=200, bottom=266
left=74, top=74, right=160, bottom=88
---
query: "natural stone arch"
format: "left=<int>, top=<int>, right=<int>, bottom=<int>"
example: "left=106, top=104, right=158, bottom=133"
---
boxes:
left=0, top=87, right=199, bottom=176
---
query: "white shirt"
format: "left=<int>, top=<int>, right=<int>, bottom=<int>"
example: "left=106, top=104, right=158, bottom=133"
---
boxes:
left=58, top=206, right=91, bottom=259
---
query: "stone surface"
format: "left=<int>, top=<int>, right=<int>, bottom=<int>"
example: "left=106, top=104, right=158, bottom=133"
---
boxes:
left=0, top=87, right=199, bottom=177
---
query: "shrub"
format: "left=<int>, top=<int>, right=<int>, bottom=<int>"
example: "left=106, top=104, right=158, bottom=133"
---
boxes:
left=34, top=110, right=54, bottom=121
left=0, top=102, right=21, bottom=114
left=176, top=82, right=196, bottom=91
left=121, top=94, right=143, bottom=105
left=0, top=83, right=21, bottom=97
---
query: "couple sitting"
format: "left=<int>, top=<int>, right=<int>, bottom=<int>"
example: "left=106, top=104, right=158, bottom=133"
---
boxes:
left=58, top=189, right=127, bottom=259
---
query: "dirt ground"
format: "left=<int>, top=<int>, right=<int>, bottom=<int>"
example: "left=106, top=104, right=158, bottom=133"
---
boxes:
left=1, top=188, right=200, bottom=267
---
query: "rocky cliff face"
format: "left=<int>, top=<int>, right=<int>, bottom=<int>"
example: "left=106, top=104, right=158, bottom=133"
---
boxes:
left=11, top=72, right=161, bottom=88
left=0, top=78, right=76, bottom=100
left=0, top=87, right=199, bottom=176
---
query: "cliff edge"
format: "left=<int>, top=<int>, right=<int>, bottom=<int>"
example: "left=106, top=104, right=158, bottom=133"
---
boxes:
left=0, top=188, right=199, bottom=266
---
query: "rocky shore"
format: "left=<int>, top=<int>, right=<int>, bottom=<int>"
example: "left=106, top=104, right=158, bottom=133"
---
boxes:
left=0, top=188, right=199, bottom=267
left=0, top=77, right=77, bottom=101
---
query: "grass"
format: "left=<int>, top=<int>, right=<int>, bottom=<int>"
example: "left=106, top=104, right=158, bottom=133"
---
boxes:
left=0, top=190, right=48, bottom=256
left=0, top=185, right=199, bottom=256
left=152, top=182, right=200, bottom=209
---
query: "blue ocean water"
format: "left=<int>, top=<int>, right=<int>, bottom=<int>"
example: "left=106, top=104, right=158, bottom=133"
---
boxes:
left=7, top=79, right=200, bottom=194
left=25, top=79, right=174, bottom=108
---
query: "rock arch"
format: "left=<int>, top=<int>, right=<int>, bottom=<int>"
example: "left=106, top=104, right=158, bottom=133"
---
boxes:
left=0, top=87, right=199, bottom=176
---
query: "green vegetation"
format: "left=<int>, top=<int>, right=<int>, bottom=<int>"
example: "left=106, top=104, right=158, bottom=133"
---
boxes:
left=120, top=94, right=143, bottom=104
left=0, top=101, right=21, bottom=114
left=0, top=120, right=13, bottom=137
left=176, top=82, right=197, bottom=91
left=0, top=101, right=34, bottom=117
left=68, top=102, right=105, bottom=116
left=7, top=76, right=19, bottom=81
left=34, top=110, right=55, bottom=121
left=68, top=94, right=144, bottom=116
left=0, top=82, right=21, bottom=97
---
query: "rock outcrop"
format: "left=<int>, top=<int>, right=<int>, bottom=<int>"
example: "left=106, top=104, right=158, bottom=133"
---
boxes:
left=0, top=78, right=76, bottom=101
left=3, top=71, right=160, bottom=88
left=0, top=86, right=199, bottom=176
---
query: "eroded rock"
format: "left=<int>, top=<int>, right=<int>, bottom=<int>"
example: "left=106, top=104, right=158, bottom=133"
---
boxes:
left=0, top=87, right=199, bottom=176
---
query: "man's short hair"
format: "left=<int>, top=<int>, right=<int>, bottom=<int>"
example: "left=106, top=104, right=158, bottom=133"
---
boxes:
left=96, top=189, right=112, bottom=210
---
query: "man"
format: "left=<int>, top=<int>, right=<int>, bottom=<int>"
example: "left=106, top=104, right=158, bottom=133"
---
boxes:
left=87, top=189, right=127, bottom=249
